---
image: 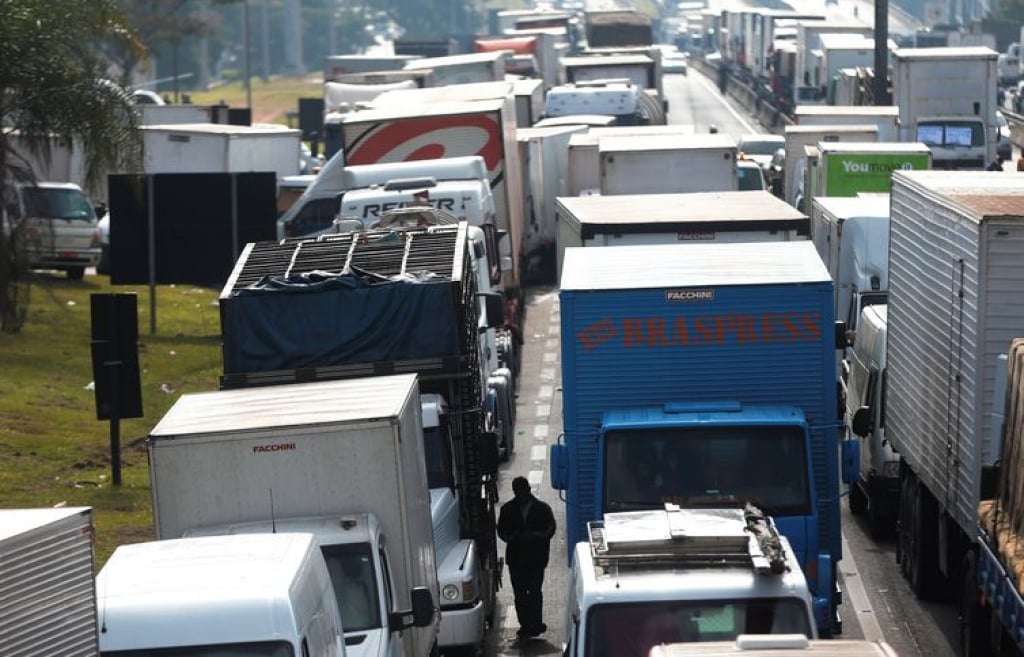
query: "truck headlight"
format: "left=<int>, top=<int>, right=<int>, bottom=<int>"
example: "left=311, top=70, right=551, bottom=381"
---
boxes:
left=442, top=584, right=460, bottom=601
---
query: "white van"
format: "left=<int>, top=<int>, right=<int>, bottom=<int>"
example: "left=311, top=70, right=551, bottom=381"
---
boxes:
left=3, top=182, right=101, bottom=280
left=97, top=533, right=346, bottom=657
left=843, top=304, right=894, bottom=535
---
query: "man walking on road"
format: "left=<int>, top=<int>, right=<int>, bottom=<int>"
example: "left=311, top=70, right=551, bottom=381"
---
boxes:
left=498, top=476, right=557, bottom=641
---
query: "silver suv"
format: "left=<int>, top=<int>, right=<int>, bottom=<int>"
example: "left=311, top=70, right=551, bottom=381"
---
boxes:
left=3, top=182, right=101, bottom=280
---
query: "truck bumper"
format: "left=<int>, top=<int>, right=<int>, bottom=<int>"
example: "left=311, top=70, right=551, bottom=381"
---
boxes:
left=438, top=599, right=485, bottom=648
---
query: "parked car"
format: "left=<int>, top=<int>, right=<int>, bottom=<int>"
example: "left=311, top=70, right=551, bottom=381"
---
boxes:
left=997, top=110, right=1012, bottom=161
left=3, top=182, right=101, bottom=280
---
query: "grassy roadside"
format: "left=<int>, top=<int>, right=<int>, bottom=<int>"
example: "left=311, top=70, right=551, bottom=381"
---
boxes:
left=0, top=274, right=223, bottom=565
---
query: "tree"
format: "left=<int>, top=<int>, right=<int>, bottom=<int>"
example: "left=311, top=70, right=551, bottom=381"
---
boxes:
left=0, top=0, right=143, bottom=332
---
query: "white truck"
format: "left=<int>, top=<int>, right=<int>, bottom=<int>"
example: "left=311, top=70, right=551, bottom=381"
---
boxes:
left=782, top=123, right=880, bottom=207
left=0, top=507, right=98, bottom=656
left=147, top=374, right=440, bottom=657
left=892, top=47, right=998, bottom=170
left=543, top=80, right=665, bottom=126
left=404, top=52, right=508, bottom=86
left=809, top=194, right=890, bottom=333
left=792, top=20, right=873, bottom=105
left=649, top=636, right=900, bottom=657
left=792, top=106, right=899, bottom=140
left=599, top=134, right=738, bottom=195
left=562, top=505, right=817, bottom=657
left=881, top=171, right=1024, bottom=602
left=555, top=190, right=808, bottom=279
left=567, top=125, right=695, bottom=196
left=516, top=124, right=587, bottom=281
left=324, top=54, right=423, bottom=82
left=97, top=533, right=350, bottom=656
left=140, top=123, right=302, bottom=181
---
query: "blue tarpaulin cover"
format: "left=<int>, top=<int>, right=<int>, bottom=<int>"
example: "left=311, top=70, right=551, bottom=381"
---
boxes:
left=221, top=269, right=459, bottom=374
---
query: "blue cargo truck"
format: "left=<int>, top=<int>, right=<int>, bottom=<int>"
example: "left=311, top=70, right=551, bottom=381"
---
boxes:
left=550, top=241, right=844, bottom=636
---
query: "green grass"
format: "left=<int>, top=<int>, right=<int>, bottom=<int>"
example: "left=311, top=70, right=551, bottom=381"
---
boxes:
left=0, top=273, right=223, bottom=565
left=187, top=75, right=324, bottom=125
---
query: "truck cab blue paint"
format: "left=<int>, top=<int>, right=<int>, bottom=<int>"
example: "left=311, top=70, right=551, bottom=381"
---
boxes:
left=556, top=242, right=843, bottom=636
left=841, top=437, right=860, bottom=485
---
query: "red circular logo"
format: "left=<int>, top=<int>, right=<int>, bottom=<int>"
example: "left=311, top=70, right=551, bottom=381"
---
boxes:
left=346, top=113, right=503, bottom=173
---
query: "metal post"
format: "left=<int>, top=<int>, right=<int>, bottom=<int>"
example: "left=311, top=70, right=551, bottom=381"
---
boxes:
left=873, top=0, right=889, bottom=105
left=243, top=0, right=252, bottom=109
left=147, top=176, right=157, bottom=335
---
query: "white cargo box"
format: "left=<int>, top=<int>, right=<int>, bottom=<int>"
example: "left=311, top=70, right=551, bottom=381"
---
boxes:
left=886, top=171, right=1024, bottom=536
left=599, top=133, right=738, bottom=195
left=783, top=123, right=879, bottom=206
left=556, top=190, right=808, bottom=279
left=567, top=125, right=695, bottom=195
left=141, top=123, right=302, bottom=180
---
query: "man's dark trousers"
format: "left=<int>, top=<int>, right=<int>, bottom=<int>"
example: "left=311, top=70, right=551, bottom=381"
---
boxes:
left=510, top=563, right=545, bottom=633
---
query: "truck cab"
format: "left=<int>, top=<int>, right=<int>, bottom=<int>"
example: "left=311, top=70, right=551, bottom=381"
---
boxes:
left=913, top=116, right=989, bottom=170
left=562, top=506, right=816, bottom=657
left=842, top=304, right=894, bottom=533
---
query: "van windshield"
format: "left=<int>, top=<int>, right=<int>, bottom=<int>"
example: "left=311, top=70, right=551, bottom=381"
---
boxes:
left=322, top=542, right=382, bottom=632
left=22, top=187, right=96, bottom=222
left=585, top=598, right=813, bottom=657
left=103, top=641, right=293, bottom=656
left=603, top=425, right=811, bottom=516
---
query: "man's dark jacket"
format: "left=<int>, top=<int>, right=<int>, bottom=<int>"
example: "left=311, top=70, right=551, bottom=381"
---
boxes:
left=497, top=495, right=557, bottom=569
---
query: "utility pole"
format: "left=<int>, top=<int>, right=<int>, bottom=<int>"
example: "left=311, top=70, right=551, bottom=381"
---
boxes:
left=873, top=0, right=890, bottom=105
left=261, top=0, right=270, bottom=82
left=243, top=0, right=252, bottom=109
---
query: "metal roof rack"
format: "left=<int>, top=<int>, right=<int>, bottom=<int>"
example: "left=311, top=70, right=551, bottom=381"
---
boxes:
left=587, top=504, right=787, bottom=575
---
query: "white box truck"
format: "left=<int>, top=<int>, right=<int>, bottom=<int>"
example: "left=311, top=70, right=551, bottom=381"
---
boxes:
left=599, top=134, right=738, bottom=195
left=567, top=125, right=694, bottom=195
left=783, top=123, right=879, bottom=207
left=148, top=374, right=439, bottom=657
left=892, top=47, right=998, bottom=169
left=555, top=190, right=808, bottom=279
left=792, top=106, right=899, bottom=140
left=404, top=52, right=508, bottom=86
left=141, top=123, right=302, bottom=181
left=97, top=533, right=349, bottom=656
left=880, top=171, right=1024, bottom=601
left=0, top=507, right=98, bottom=656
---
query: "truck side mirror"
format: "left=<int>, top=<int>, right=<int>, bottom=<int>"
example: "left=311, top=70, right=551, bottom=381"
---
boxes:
left=479, top=292, right=505, bottom=328
left=851, top=406, right=873, bottom=437
left=550, top=444, right=568, bottom=490
left=479, top=431, right=500, bottom=475
left=410, top=586, right=435, bottom=628
left=834, top=320, right=848, bottom=349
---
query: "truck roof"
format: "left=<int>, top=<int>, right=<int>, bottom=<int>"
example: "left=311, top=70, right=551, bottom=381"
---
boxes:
left=812, top=194, right=890, bottom=219
left=560, top=54, right=654, bottom=67
left=560, top=242, right=829, bottom=291
left=649, top=636, right=899, bottom=656
left=793, top=105, right=898, bottom=117
left=598, top=133, right=737, bottom=153
left=184, top=512, right=378, bottom=546
left=140, top=123, right=302, bottom=137
left=891, top=171, right=1024, bottom=219
left=568, top=124, right=696, bottom=146
left=96, top=533, right=319, bottom=649
left=150, top=374, right=419, bottom=436
left=0, top=507, right=91, bottom=543
left=340, top=97, right=506, bottom=123
left=557, top=191, right=805, bottom=226
left=893, top=46, right=998, bottom=60
left=375, top=81, right=513, bottom=106
left=817, top=141, right=930, bottom=155
left=784, top=124, right=879, bottom=135
left=403, top=51, right=507, bottom=69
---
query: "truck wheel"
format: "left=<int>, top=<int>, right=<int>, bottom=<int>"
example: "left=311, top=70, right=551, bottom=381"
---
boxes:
left=906, top=477, right=941, bottom=599
left=848, top=481, right=867, bottom=515
left=67, top=266, right=85, bottom=281
left=960, top=550, right=992, bottom=657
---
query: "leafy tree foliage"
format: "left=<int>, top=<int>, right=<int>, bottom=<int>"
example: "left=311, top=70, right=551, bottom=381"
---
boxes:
left=0, top=0, right=142, bottom=332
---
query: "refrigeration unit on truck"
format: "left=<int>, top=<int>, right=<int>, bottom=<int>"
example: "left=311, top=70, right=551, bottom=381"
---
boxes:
left=148, top=375, right=439, bottom=657
left=0, top=507, right=98, bottom=656
left=599, top=134, right=738, bottom=195
left=562, top=505, right=817, bottom=657
left=809, top=194, right=890, bottom=333
left=968, top=338, right=1024, bottom=655
left=217, top=224, right=510, bottom=652
left=551, top=241, right=844, bottom=635
left=140, top=123, right=302, bottom=181
left=96, top=533, right=349, bottom=656
left=881, top=172, right=1024, bottom=611
left=892, top=47, right=998, bottom=169
left=338, top=97, right=526, bottom=335
left=555, top=190, right=809, bottom=279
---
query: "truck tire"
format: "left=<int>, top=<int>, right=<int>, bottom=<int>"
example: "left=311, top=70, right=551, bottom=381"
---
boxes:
left=848, top=481, right=868, bottom=515
left=960, top=550, right=992, bottom=657
left=902, top=475, right=940, bottom=599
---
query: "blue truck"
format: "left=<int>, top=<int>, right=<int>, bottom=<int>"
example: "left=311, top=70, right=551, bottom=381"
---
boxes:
left=550, top=241, right=844, bottom=636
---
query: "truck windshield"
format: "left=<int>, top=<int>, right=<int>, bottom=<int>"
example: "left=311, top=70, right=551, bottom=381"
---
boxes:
left=103, top=642, right=293, bottom=656
left=22, top=187, right=95, bottom=222
left=322, top=542, right=382, bottom=632
left=423, top=424, right=456, bottom=490
left=915, top=120, right=984, bottom=147
left=585, top=598, right=813, bottom=657
left=603, top=426, right=810, bottom=516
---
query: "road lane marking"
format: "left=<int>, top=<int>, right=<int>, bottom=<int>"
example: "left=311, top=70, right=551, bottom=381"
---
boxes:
left=528, top=470, right=544, bottom=486
left=540, top=367, right=556, bottom=382
left=692, top=69, right=757, bottom=133
left=531, top=445, right=548, bottom=461
left=539, top=384, right=554, bottom=400
left=543, top=352, right=557, bottom=363
left=546, top=338, right=559, bottom=350
left=534, top=425, right=549, bottom=439
left=536, top=403, right=551, bottom=418
left=841, top=530, right=884, bottom=642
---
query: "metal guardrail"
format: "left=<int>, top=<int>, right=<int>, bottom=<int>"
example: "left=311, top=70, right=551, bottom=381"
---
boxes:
left=691, top=57, right=792, bottom=134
